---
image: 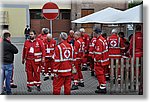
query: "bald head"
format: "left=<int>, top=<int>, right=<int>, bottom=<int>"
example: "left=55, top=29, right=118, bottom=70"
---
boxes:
left=74, top=31, right=81, bottom=39
left=47, top=33, right=52, bottom=41
left=69, top=30, right=74, bottom=37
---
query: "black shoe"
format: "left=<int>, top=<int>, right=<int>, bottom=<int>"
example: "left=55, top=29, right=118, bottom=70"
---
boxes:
left=51, top=77, right=54, bottom=80
left=1, top=90, right=6, bottom=95
left=91, top=71, right=95, bottom=76
left=78, top=82, right=84, bottom=87
left=106, top=76, right=110, bottom=81
left=97, top=86, right=100, bottom=90
left=27, top=86, right=32, bottom=92
left=11, top=84, right=17, bottom=88
left=44, top=77, right=49, bottom=81
left=95, top=88, right=107, bottom=94
left=71, top=85, right=78, bottom=90
left=37, top=86, right=41, bottom=91
left=82, top=67, right=88, bottom=71
left=6, top=92, right=12, bottom=95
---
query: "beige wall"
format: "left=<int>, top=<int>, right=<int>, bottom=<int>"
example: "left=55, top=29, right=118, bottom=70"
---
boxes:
left=1, top=8, right=26, bottom=37
left=29, top=2, right=71, bottom=9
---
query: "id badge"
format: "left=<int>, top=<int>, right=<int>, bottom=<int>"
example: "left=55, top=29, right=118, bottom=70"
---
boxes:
left=46, top=48, right=50, bottom=53
left=29, top=47, right=34, bottom=53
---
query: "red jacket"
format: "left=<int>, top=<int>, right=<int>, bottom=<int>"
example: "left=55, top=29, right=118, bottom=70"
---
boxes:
left=37, top=34, right=47, bottom=41
left=53, top=40, right=74, bottom=76
left=129, top=31, right=143, bottom=57
left=43, top=39, right=56, bottom=58
left=81, top=33, right=90, bottom=51
left=74, top=37, right=85, bottom=60
left=22, top=39, right=46, bottom=64
left=107, top=34, right=123, bottom=58
left=94, top=35, right=109, bottom=66
left=120, top=37, right=127, bottom=55
left=67, top=35, right=74, bottom=43
left=89, top=37, right=97, bottom=58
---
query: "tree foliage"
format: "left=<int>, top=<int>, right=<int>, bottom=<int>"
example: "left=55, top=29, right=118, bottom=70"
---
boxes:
left=128, top=0, right=143, bottom=8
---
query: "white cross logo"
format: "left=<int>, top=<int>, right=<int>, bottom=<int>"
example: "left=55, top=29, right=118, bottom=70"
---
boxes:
left=110, top=40, right=117, bottom=47
left=64, top=50, right=70, bottom=59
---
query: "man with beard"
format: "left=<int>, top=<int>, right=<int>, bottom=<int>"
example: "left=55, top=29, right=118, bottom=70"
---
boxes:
left=22, top=30, right=45, bottom=92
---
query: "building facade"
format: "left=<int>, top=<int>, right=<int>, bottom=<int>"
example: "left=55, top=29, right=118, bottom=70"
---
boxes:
left=0, top=0, right=127, bottom=38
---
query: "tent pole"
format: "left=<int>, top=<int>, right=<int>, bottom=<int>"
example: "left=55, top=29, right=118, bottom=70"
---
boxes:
left=131, top=23, right=135, bottom=91
left=101, top=24, right=103, bottom=30
left=119, top=24, right=121, bottom=32
left=133, top=24, right=135, bottom=61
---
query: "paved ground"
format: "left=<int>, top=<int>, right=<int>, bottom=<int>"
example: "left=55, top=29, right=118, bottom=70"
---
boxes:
left=11, top=43, right=138, bottom=95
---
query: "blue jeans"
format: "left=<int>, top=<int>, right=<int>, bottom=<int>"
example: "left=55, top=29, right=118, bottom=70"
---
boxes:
left=1, top=64, right=13, bottom=94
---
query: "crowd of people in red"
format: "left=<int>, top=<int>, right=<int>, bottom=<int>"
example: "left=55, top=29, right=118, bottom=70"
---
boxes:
left=21, top=24, right=143, bottom=95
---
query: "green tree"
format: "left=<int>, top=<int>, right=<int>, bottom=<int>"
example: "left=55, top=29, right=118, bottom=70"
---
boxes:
left=128, top=0, right=143, bottom=8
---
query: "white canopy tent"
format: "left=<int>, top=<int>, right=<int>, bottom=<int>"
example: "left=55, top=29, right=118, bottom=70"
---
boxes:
left=115, top=4, right=142, bottom=24
left=71, top=4, right=142, bottom=24
left=71, top=7, right=123, bottom=24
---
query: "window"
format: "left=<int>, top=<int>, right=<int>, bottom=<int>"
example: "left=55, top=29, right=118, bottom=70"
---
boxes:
left=30, top=9, right=43, bottom=19
left=59, top=9, right=71, bottom=20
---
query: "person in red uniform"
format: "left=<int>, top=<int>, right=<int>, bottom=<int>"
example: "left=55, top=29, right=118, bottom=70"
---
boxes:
left=22, top=30, right=45, bottom=92
left=107, top=29, right=124, bottom=83
left=79, top=28, right=90, bottom=71
left=71, top=31, right=85, bottom=90
left=37, top=28, right=49, bottom=74
left=129, top=25, right=143, bottom=58
left=67, top=30, right=75, bottom=46
left=94, top=31, right=109, bottom=94
left=88, top=28, right=101, bottom=76
left=118, top=32, right=127, bottom=55
left=53, top=32, right=74, bottom=95
left=37, top=28, right=49, bottom=41
left=101, top=32, right=110, bottom=81
left=107, top=29, right=123, bottom=59
left=128, top=25, right=143, bottom=95
left=43, top=34, right=56, bottom=81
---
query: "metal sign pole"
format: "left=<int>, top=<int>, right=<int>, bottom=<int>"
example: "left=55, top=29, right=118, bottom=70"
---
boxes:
left=50, top=20, right=52, bottom=35
left=50, top=0, right=52, bottom=35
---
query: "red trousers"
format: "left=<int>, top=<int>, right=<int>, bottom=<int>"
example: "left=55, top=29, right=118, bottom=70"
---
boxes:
left=53, top=75, right=71, bottom=95
left=88, top=56, right=94, bottom=71
left=26, top=60, right=41, bottom=87
left=82, top=54, right=88, bottom=64
left=73, top=59, right=83, bottom=84
left=104, top=66, right=110, bottom=76
left=94, top=63, right=106, bottom=85
left=45, top=58, right=54, bottom=75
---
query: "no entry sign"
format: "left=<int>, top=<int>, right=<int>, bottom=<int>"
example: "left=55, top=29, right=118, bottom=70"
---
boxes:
left=42, top=2, right=59, bottom=20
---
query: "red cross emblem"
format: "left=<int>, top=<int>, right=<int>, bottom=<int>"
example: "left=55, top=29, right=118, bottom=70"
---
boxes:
left=110, top=40, right=117, bottom=47
left=64, top=50, right=70, bottom=59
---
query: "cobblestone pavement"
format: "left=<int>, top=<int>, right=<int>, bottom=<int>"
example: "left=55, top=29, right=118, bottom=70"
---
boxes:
left=11, top=43, right=138, bottom=95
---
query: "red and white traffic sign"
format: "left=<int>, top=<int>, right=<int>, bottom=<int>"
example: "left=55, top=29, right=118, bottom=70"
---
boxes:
left=42, top=2, right=59, bottom=20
